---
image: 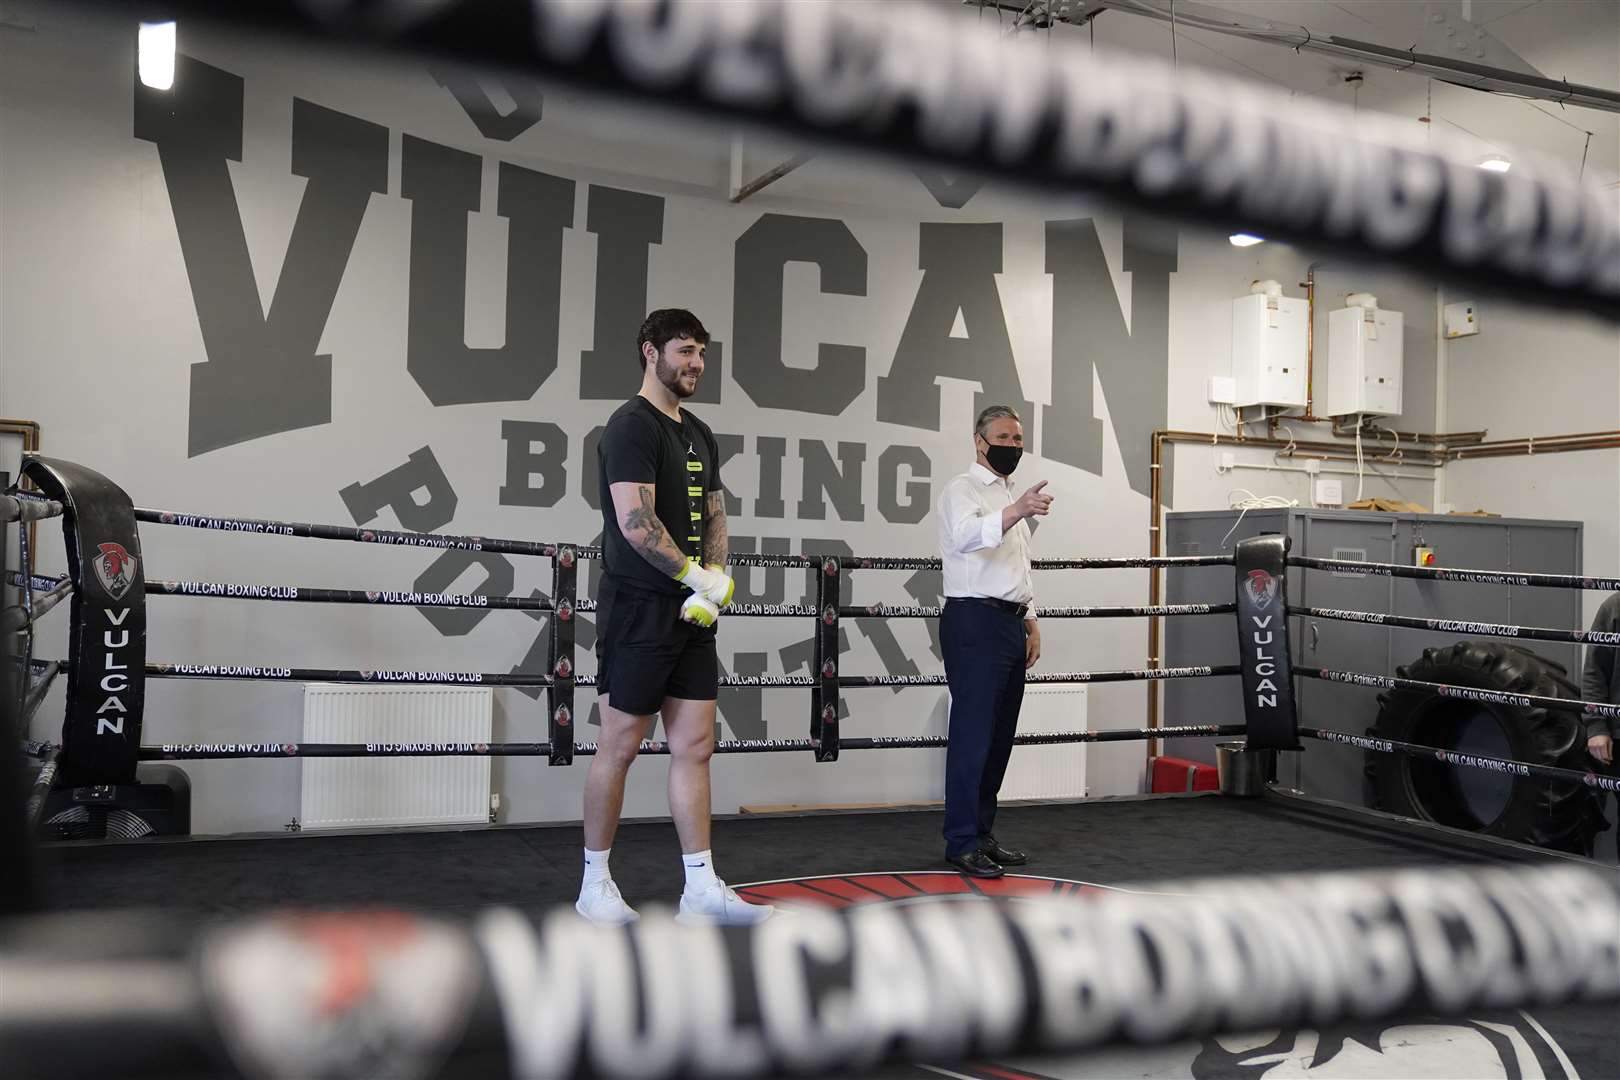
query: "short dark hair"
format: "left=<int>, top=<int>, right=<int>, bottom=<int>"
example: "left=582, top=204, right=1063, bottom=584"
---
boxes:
left=637, top=309, right=710, bottom=370
left=975, top=405, right=1022, bottom=438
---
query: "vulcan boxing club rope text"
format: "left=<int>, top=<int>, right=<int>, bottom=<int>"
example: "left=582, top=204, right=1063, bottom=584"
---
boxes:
left=468, top=862, right=1620, bottom=1079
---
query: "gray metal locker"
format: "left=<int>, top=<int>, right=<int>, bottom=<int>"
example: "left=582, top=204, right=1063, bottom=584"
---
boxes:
left=1161, top=508, right=1584, bottom=808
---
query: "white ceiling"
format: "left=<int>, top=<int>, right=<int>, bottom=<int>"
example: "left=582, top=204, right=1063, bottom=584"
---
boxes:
left=478, top=0, right=1620, bottom=214
left=961, top=0, right=1618, bottom=186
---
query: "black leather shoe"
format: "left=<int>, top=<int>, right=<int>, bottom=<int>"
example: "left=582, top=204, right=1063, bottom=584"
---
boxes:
left=982, top=838, right=1027, bottom=866
left=946, top=850, right=1005, bottom=878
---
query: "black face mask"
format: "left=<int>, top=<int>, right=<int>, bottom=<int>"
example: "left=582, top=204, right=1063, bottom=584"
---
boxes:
left=980, top=440, right=1023, bottom=477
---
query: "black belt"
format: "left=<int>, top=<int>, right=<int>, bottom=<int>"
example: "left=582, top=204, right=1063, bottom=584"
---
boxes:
left=948, top=596, right=1030, bottom=619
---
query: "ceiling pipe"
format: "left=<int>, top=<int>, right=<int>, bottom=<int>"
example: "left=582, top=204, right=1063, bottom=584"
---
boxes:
left=969, top=0, right=1620, bottom=114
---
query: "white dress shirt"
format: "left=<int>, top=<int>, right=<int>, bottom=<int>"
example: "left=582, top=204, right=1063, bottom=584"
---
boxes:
left=936, top=462, right=1035, bottom=615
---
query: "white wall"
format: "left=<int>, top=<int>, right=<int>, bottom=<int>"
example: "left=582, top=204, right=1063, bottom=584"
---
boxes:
left=1442, top=299, right=1620, bottom=630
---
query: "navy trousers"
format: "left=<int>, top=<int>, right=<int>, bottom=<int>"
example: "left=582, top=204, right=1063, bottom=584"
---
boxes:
left=941, top=599, right=1026, bottom=858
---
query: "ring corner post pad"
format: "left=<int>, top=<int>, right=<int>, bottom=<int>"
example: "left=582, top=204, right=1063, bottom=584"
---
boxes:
left=548, top=545, right=577, bottom=767
left=811, top=556, right=840, bottom=762
left=1232, top=534, right=1301, bottom=759
left=18, top=457, right=147, bottom=788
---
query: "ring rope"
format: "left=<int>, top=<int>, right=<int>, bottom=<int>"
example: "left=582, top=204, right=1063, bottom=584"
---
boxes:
left=1297, top=665, right=1620, bottom=722
left=135, top=505, right=1232, bottom=572
left=1292, top=604, right=1620, bottom=648
left=1302, top=727, right=1620, bottom=794
left=18, top=660, right=60, bottom=731
left=135, top=506, right=585, bottom=560
left=0, top=492, right=64, bottom=525
left=147, top=662, right=555, bottom=687
left=1291, top=555, right=1620, bottom=592
left=138, top=663, right=1236, bottom=690
left=5, top=570, right=67, bottom=593
left=148, top=578, right=555, bottom=613
left=22, top=744, right=58, bottom=832
left=0, top=577, right=72, bottom=634
left=131, top=724, right=1243, bottom=761
left=4, top=861, right=1615, bottom=1080
left=841, top=603, right=1238, bottom=618
left=124, top=0, right=1620, bottom=318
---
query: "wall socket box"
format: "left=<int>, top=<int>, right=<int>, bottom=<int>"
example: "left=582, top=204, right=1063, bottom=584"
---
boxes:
left=1443, top=302, right=1479, bottom=339
left=1314, top=478, right=1344, bottom=506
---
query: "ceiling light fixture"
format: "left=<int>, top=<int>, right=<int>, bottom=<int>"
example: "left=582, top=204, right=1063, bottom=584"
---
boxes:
left=138, top=21, right=176, bottom=91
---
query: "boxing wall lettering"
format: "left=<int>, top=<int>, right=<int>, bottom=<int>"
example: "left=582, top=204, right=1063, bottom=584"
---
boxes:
left=138, top=55, right=1173, bottom=491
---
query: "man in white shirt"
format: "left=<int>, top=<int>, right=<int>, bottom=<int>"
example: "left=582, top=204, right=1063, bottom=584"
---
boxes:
left=936, top=405, right=1053, bottom=878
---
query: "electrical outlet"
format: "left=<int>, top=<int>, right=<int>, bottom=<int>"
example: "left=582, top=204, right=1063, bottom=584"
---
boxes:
left=1303, top=459, right=1321, bottom=476
left=1219, top=451, right=1236, bottom=471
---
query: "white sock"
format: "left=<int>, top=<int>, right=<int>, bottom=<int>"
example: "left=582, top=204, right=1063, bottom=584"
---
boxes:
left=583, top=847, right=612, bottom=887
left=682, top=849, right=717, bottom=892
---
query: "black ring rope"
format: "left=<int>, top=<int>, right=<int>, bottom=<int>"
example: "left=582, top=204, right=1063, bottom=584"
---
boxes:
left=5, top=570, right=67, bottom=593
left=0, top=578, right=73, bottom=634
left=135, top=506, right=595, bottom=561
left=1, top=492, right=64, bottom=524
left=148, top=578, right=555, bottom=613
left=1301, top=727, right=1620, bottom=794
left=3, top=860, right=1615, bottom=1080
left=107, top=0, right=1620, bottom=317
left=1292, top=604, right=1620, bottom=648
left=1291, top=555, right=1620, bottom=592
left=841, top=602, right=1237, bottom=619
left=133, top=724, right=1242, bottom=760
left=18, top=660, right=60, bottom=731
left=136, top=504, right=1231, bottom=573
left=1297, top=666, right=1620, bottom=722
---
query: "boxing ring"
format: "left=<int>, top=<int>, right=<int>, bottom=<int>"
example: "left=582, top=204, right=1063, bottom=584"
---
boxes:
left=4, top=1, right=1620, bottom=1078
left=7, top=450, right=1620, bottom=1079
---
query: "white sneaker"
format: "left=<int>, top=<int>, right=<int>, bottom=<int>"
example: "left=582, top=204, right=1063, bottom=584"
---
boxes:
left=575, top=879, right=639, bottom=925
left=676, top=879, right=775, bottom=926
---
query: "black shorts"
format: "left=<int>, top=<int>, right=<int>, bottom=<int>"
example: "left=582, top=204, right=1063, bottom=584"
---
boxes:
left=596, top=586, right=718, bottom=715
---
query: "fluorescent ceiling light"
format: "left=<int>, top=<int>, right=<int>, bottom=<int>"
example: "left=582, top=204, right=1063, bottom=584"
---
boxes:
left=138, top=21, right=176, bottom=91
left=1477, top=154, right=1511, bottom=173
left=1228, top=233, right=1265, bottom=247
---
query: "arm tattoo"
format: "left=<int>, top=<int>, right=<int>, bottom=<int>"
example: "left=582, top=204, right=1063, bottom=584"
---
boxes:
left=702, top=491, right=728, bottom=568
left=623, top=485, right=688, bottom=576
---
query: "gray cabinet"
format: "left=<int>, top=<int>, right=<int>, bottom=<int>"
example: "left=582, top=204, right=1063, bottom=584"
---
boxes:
left=1161, top=509, right=1583, bottom=807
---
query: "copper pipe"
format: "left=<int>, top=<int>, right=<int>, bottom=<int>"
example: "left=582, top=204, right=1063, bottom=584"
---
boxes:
left=1455, top=430, right=1620, bottom=449
left=1451, top=436, right=1620, bottom=460
left=1330, top=420, right=1490, bottom=445
left=1302, top=270, right=1316, bottom=421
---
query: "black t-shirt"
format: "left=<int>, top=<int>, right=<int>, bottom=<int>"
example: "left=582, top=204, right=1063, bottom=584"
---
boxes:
left=598, top=397, right=723, bottom=597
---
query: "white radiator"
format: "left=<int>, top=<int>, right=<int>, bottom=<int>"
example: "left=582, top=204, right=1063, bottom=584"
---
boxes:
left=300, top=684, right=493, bottom=830
left=1000, top=686, right=1088, bottom=800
